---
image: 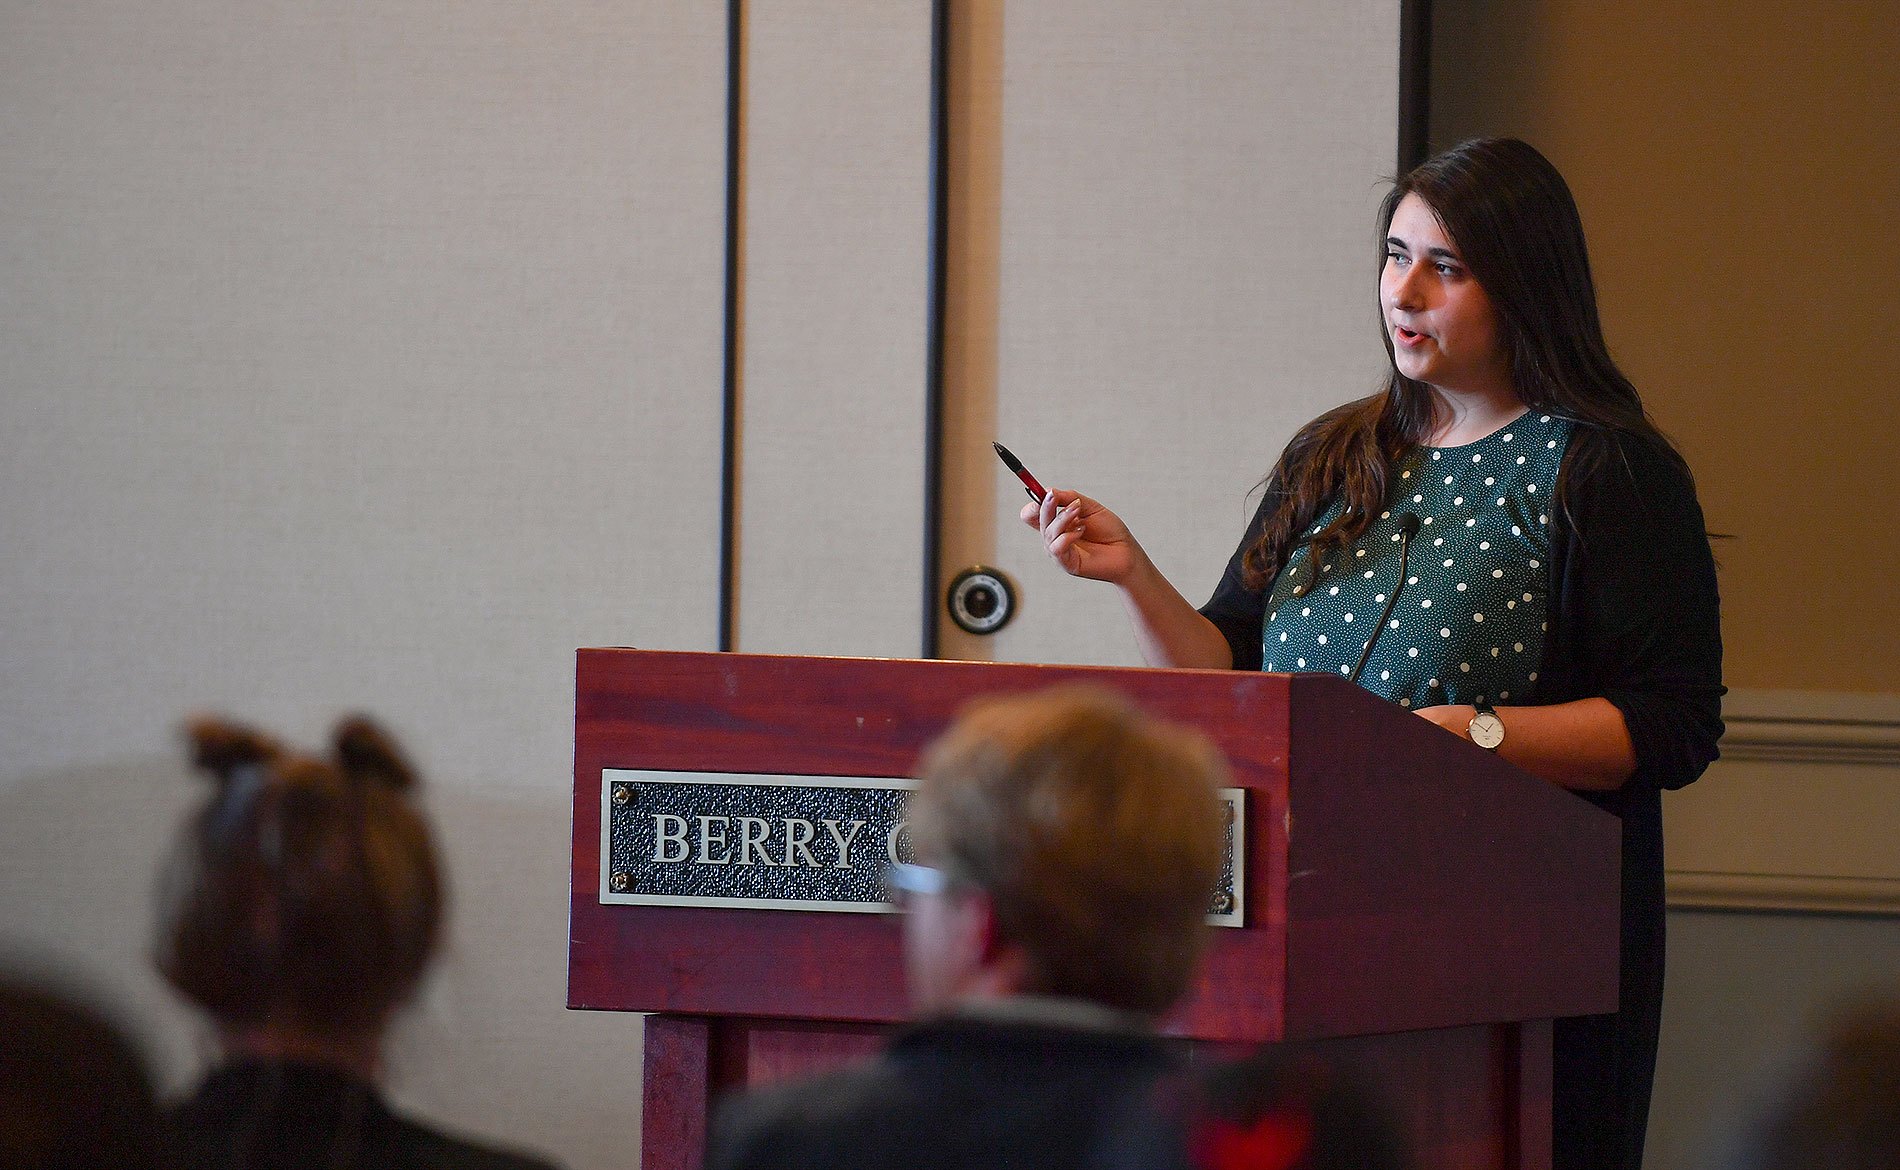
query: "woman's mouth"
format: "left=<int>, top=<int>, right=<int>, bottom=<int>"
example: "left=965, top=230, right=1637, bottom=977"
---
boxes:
left=1393, top=324, right=1428, bottom=348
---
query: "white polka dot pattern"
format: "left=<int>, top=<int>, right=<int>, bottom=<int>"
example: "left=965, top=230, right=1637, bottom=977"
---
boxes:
left=1260, top=413, right=1571, bottom=707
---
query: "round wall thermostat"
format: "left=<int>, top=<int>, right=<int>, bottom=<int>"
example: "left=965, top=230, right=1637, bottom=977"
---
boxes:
left=946, top=566, right=1018, bottom=635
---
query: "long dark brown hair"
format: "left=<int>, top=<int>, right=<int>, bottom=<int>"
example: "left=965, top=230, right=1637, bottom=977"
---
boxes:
left=1241, top=137, right=1686, bottom=591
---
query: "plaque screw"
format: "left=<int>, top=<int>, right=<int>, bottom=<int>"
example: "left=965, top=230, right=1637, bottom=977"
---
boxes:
left=611, top=784, right=634, bottom=806
left=1211, top=890, right=1234, bottom=915
left=610, top=871, right=630, bottom=893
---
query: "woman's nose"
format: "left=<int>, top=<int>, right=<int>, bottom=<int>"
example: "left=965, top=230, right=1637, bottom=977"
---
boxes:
left=1389, top=264, right=1423, bottom=309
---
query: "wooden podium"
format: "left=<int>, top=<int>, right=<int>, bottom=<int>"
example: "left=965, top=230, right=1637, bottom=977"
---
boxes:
left=568, top=649, right=1619, bottom=1170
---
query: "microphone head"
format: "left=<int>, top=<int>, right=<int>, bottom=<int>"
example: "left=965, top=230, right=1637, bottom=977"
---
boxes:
left=1398, top=512, right=1422, bottom=537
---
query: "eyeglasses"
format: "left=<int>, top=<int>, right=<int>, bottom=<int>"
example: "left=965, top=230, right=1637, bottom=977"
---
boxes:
left=885, top=861, right=948, bottom=901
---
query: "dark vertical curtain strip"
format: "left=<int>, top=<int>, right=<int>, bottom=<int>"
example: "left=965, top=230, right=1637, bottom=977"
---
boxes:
left=1398, top=0, right=1433, bottom=172
left=921, top=0, right=951, bottom=659
left=718, top=0, right=744, bottom=653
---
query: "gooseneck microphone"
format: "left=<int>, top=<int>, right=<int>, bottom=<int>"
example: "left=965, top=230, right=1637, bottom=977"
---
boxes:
left=1347, top=512, right=1421, bottom=687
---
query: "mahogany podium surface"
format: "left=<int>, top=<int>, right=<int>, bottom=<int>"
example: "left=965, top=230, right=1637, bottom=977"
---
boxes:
left=569, top=649, right=1619, bottom=1170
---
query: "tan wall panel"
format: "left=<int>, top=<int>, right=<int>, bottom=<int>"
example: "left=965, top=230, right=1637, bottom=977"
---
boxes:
left=1430, top=0, right=1899, bottom=693
left=735, top=4, right=935, bottom=657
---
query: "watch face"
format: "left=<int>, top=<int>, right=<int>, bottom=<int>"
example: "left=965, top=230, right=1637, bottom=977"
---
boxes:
left=1470, top=712, right=1505, bottom=750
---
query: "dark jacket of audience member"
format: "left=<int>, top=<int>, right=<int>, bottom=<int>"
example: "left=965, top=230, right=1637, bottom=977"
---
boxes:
left=706, top=686, right=1230, bottom=1170
left=1106, top=1044, right=1411, bottom=1170
left=155, top=715, right=558, bottom=1170
left=0, top=978, right=168, bottom=1170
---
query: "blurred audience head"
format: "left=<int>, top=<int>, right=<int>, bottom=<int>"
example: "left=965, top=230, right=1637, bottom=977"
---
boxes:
left=1724, top=993, right=1900, bottom=1170
left=901, top=685, right=1228, bottom=1017
left=154, top=714, right=441, bottom=1051
left=0, top=977, right=166, bottom=1170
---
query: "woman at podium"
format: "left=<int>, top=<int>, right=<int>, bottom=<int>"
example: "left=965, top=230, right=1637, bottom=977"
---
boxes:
left=1022, top=137, right=1722, bottom=1170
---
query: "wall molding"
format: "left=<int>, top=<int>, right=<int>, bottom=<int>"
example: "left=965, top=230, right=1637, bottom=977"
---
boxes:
left=1667, top=872, right=1900, bottom=916
left=1718, top=716, right=1900, bottom=768
left=1718, top=687, right=1900, bottom=766
left=1666, top=688, right=1900, bottom=916
left=1721, top=687, right=1900, bottom=724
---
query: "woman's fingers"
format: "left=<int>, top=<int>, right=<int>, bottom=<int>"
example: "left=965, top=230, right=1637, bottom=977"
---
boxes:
left=1021, top=491, right=1083, bottom=536
left=1047, top=500, right=1090, bottom=549
left=1018, top=488, right=1116, bottom=577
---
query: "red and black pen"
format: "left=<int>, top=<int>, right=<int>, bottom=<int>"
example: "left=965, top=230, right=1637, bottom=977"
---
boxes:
left=992, top=442, right=1047, bottom=504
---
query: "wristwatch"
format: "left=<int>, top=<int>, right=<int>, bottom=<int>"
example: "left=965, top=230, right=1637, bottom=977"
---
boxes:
left=1468, top=699, right=1505, bottom=751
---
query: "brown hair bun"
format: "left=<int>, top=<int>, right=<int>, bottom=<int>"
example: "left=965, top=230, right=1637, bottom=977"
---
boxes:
left=333, top=715, right=419, bottom=792
left=184, top=716, right=284, bottom=783
left=157, top=713, right=443, bottom=1036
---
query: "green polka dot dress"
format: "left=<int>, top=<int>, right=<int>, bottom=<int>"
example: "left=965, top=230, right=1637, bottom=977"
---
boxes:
left=1261, top=412, right=1573, bottom=708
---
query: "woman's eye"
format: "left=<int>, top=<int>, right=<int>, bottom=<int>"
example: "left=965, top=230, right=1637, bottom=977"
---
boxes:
left=1436, top=262, right=1460, bottom=277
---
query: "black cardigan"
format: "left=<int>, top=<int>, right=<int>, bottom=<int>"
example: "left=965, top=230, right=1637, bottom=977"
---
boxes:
left=1199, top=422, right=1723, bottom=1170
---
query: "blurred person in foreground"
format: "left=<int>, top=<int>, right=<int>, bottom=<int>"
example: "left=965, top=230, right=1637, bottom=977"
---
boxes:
left=1719, top=993, right=1900, bottom=1170
left=1109, top=1043, right=1411, bottom=1170
left=0, top=976, right=168, bottom=1170
left=705, top=686, right=1230, bottom=1170
left=155, top=714, right=558, bottom=1170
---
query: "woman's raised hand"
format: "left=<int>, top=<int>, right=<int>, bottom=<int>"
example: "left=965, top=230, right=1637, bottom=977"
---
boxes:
left=1020, top=489, right=1144, bottom=584
left=1018, top=486, right=1233, bottom=669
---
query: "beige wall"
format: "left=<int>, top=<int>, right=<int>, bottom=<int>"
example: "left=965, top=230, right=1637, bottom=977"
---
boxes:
left=734, top=4, right=936, bottom=658
left=0, top=3, right=728, bottom=1167
left=1432, top=4, right=1900, bottom=1169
